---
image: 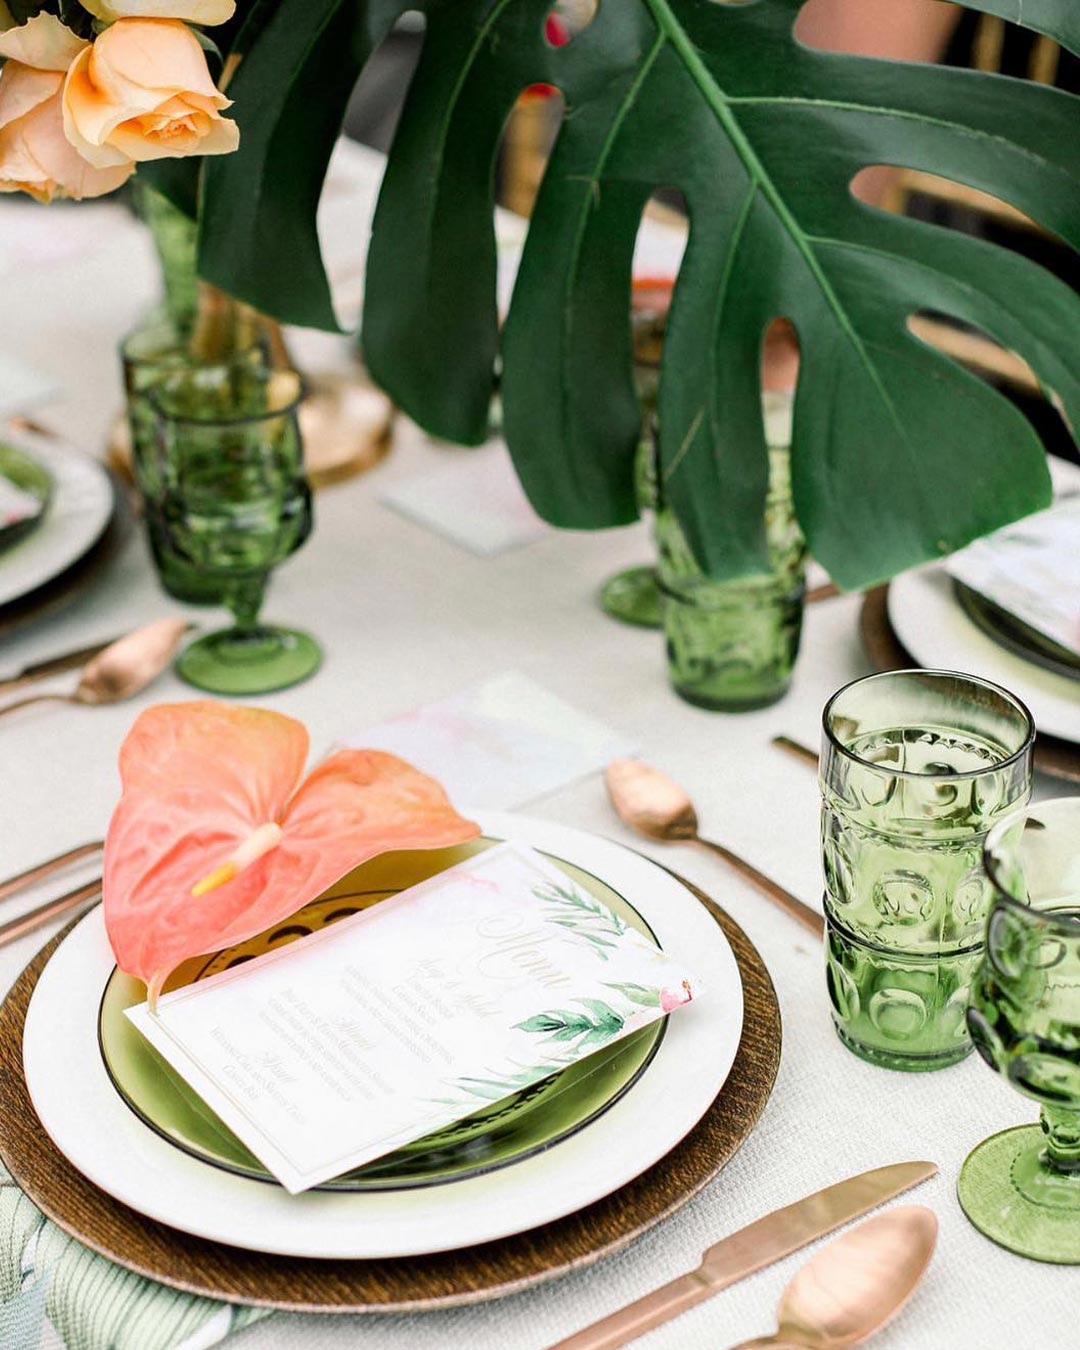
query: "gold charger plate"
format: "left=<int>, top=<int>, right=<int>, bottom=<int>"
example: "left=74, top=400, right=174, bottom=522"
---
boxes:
left=861, top=585, right=1080, bottom=785
left=0, top=871, right=780, bottom=1313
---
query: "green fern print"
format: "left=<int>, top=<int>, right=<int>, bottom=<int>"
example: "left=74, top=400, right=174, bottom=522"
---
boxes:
left=533, top=881, right=628, bottom=961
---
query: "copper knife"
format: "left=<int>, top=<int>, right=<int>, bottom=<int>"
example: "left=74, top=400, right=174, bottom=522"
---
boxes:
left=549, top=1161, right=937, bottom=1350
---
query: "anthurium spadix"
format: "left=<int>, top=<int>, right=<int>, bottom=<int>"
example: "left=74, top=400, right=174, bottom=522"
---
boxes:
left=103, top=701, right=480, bottom=1005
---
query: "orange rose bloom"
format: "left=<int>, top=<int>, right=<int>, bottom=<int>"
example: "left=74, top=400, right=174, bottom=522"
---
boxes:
left=63, top=17, right=239, bottom=169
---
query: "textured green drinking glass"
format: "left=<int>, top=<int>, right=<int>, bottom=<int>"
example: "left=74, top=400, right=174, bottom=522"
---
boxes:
left=960, top=798, right=1080, bottom=1263
left=821, top=670, right=1035, bottom=1072
left=655, top=392, right=804, bottom=711
left=154, top=367, right=321, bottom=695
left=123, top=320, right=273, bottom=605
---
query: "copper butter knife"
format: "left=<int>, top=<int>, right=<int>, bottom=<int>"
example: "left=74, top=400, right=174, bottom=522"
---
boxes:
left=549, top=1161, right=937, bottom=1350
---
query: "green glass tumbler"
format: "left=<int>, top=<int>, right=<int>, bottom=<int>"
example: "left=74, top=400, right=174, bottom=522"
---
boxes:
left=153, top=367, right=322, bottom=695
left=656, top=395, right=805, bottom=711
left=960, top=798, right=1080, bottom=1263
left=821, top=670, right=1035, bottom=1072
left=122, top=320, right=270, bottom=605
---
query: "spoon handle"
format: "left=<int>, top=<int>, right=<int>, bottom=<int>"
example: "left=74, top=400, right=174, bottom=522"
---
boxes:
left=0, top=692, right=75, bottom=719
left=692, top=837, right=824, bottom=938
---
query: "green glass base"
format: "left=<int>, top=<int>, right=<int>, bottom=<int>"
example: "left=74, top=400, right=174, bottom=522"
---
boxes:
left=832, top=1016, right=973, bottom=1073
left=598, top=566, right=661, bottom=629
left=670, top=679, right=792, bottom=713
left=959, top=1124, right=1080, bottom=1263
left=177, top=625, right=322, bottom=695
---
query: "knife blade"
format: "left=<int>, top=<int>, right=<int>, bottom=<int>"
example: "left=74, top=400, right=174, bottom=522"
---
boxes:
left=0, top=636, right=123, bottom=695
left=549, top=1161, right=937, bottom=1350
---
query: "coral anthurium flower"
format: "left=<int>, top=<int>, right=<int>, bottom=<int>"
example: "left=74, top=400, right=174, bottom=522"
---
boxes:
left=80, top=1, right=236, bottom=23
left=63, top=18, right=238, bottom=169
left=104, top=702, right=481, bottom=1005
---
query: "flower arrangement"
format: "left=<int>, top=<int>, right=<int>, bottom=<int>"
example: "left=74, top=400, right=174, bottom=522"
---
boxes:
left=0, top=1, right=238, bottom=202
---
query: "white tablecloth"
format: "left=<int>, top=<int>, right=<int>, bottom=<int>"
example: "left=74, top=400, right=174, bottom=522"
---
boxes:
left=0, top=147, right=1076, bottom=1350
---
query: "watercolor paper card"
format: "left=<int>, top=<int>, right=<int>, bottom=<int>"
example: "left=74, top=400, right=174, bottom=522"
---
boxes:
left=345, top=672, right=635, bottom=809
left=126, top=844, right=700, bottom=1194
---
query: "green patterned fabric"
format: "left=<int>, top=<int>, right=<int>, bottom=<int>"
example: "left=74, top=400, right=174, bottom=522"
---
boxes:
left=0, top=1166, right=269, bottom=1350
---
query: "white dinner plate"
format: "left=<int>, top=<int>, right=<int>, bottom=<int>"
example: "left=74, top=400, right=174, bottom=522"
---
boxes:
left=23, top=812, right=744, bottom=1260
left=889, top=565, right=1080, bottom=746
left=0, top=434, right=113, bottom=609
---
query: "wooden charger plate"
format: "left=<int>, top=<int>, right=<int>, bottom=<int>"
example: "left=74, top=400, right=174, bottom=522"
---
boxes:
left=0, top=877, right=780, bottom=1314
left=861, top=585, right=1080, bottom=785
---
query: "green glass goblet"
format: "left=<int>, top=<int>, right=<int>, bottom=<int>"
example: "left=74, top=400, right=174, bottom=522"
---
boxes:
left=153, top=367, right=322, bottom=695
left=960, top=798, right=1080, bottom=1263
left=122, top=319, right=272, bottom=605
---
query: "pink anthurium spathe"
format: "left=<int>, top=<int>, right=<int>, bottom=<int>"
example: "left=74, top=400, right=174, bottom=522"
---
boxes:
left=104, top=701, right=480, bottom=1004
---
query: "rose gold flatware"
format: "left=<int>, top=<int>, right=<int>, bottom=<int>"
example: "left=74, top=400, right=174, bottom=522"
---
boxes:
left=0, top=636, right=126, bottom=696
left=0, top=841, right=102, bottom=904
left=0, top=878, right=101, bottom=950
left=726, top=1205, right=937, bottom=1350
left=0, top=618, right=188, bottom=718
left=772, top=735, right=819, bottom=769
left=550, top=1162, right=937, bottom=1350
left=606, top=758, right=824, bottom=937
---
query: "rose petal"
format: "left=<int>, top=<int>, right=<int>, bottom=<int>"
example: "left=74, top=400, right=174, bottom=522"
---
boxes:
left=0, top=13, right=86, bottom=72
left=79, top=0, right=236, bottom=25
left=0, top=64, right=61, bottom=133
left=0, top=75, right=130, bottom=200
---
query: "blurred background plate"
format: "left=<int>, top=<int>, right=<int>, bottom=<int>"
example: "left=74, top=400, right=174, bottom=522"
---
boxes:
left=0, top=435, right=114, bottom=609
left=0, top=441, right=52, bottom=553
left=954, top=580, right=1080, bottom=683
left=888, top=565, right=1080, bottom=747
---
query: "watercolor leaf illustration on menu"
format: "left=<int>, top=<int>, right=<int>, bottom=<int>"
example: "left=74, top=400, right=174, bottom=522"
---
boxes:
left=3, top=1, right=1080, bottom=595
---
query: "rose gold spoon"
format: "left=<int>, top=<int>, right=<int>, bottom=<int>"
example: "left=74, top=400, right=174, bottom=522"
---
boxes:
left=605, top=758, right=824, bottom=936
left=727, top=1206, right=937, bottom=1349
left=0, top=618, right=189, bottom=718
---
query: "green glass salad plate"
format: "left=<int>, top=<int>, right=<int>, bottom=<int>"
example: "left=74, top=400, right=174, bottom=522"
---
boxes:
left=0, top=440, right=52, bottom=552
left=98, top=839, right=663, bottom=1192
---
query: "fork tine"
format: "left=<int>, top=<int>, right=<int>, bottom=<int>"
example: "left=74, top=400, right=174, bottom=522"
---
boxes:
left=0, top=841, right=104, bottom=904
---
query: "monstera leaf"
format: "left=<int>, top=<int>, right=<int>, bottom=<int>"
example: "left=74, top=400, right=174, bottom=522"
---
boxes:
left=197, top=0, right=1080, bottom=590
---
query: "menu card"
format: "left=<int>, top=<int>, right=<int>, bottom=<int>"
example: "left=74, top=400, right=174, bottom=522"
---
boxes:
left=126, top=844, right=700, bottom=1193
left=946, top=497, right=1080, bottom=658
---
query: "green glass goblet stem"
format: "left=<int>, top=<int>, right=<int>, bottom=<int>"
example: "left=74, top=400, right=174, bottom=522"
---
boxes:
left=960, top=798, right=1080, bottom=1263
left=820, top=670, right=1035, bottom=1072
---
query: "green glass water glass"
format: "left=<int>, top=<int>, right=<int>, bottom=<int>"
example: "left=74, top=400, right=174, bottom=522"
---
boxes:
left=122, top=320, right=270, bottom=605
left=655, top=394, right=805, bottom=711
left=153, top=366, right=322, bottom=695
left=820, top=670, right=1035, bottom=1072
left=960, top=798, right=1080, bottom=1263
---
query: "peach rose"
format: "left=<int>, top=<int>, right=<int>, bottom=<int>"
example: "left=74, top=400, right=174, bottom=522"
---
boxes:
left=79, top=1, right=236, bottom=23
left=63, top=18, right=239, bottom=169
left=0, top=16, right=132, bottom=201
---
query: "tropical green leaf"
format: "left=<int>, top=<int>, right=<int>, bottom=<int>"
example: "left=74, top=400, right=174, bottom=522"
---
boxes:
left=197, top=0, right=413, bottom=329
left=199, top=0, right=1080, bottom=589
left=366, top=0, right=1080, bottom=588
